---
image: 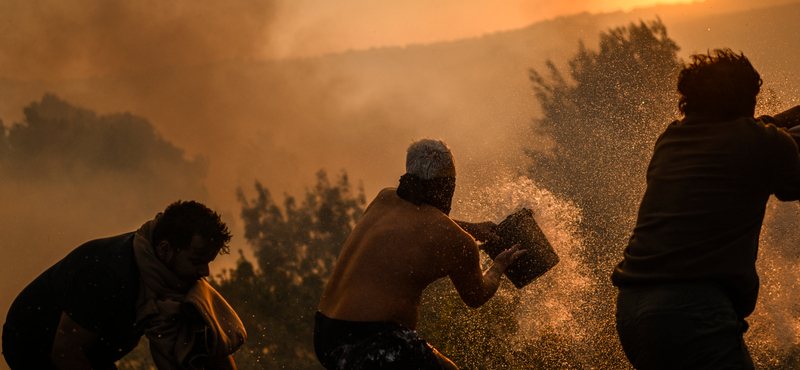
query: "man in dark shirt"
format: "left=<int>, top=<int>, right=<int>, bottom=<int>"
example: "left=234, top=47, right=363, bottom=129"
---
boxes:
left=611, top=49, right=800, bottom=369
left=2, top=200, right=244, bottom=370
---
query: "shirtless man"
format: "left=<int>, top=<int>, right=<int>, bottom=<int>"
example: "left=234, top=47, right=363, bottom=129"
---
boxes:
left=315, top=138, right=525, bottom=370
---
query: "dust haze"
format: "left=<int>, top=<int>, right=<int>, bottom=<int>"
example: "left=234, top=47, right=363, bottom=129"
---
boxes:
left=1, top=0, right=800, bottom=368
left=0, top=0, right=277, bottom=80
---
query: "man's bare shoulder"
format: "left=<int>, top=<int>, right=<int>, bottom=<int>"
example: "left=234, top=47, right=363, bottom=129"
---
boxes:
left=374, top=187, right=399, bottom=202
left=378, top=187, right=397, bottom=195
left=406, top=203, right=476, bottom=250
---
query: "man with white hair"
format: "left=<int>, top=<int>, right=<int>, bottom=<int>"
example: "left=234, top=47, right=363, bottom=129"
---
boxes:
left=314, top=138, right=525, bottom=370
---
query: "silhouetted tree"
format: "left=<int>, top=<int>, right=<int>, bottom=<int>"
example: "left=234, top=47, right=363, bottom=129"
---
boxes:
left=212, top=170, right=366, bottom=369
left=523, top=19, right=682, bottom=369
left=0, top=94, right=208, bottom=208
left=528, top=19, right=681, bottom=255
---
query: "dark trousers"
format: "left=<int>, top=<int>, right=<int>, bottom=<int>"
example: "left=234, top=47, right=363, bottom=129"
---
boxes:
left=616, top=282, right=754, bottom=370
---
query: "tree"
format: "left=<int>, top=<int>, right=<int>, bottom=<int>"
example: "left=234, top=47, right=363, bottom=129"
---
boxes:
left=524, top=19, right=683, bottom=368
left=528, top=19, right=681, bottom=253
left=212, top=170, right=366, bottom=369
left=0, top=94, right=208, bottom=211
left=527, top=18, right=682, bottom=277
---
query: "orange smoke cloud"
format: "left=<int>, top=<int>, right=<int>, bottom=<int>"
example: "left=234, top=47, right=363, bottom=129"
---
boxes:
left=0, top=0, right=706, bottom=80
left=0, top=0, right=276, bottom=80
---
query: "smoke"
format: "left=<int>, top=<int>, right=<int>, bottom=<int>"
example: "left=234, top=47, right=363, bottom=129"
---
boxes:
left=0, top=0, right=277, bottom=80
left=2, top=0, right=753, bottom=81
left=0, top=0, right=610, bottom=80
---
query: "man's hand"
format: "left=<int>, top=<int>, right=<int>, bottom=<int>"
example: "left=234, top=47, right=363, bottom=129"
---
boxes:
left=492, top=244, right=527, bottom=272
left=454, top=220, right=500, bottom=243
left=773, top=106, right=800, bottom=129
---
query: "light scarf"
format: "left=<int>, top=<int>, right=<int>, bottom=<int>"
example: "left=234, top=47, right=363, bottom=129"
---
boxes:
left=133, top=214, right=246, bottom=370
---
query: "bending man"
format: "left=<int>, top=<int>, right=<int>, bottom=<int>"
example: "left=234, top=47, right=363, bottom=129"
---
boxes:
left=3, top=200, right=246, bottom=370
left=315, top=138, right=525, bottom=370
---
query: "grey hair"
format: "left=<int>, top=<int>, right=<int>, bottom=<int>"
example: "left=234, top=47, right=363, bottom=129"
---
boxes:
left=405, top=138, right=455, bottom=180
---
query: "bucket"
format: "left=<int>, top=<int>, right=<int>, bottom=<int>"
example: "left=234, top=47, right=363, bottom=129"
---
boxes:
left=480, top=208, right=559, bottom=289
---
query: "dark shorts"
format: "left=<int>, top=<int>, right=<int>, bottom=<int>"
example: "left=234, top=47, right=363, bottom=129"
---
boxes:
left=616, top=282, right=754, bottom=370
left=314, top=312, right=444, bottom=370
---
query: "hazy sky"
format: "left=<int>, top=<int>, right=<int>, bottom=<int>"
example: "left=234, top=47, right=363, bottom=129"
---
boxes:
left=268, top=0, right=699, bottom=58
left=0, top=0, right=697, bottom=81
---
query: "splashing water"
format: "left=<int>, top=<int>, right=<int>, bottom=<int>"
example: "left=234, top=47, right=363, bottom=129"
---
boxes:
left=463, top=177, right=589, bottom=332
left=748, top=199, right=800, bottom=368
left=453, top=164, right=800, bottom=369
left=447, top=177, right=800, bottom=368
left=452, top=176, right=609, bottom=368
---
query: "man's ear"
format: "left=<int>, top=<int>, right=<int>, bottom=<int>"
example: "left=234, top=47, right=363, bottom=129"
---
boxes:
left=155, top=240, right=174, bottom=263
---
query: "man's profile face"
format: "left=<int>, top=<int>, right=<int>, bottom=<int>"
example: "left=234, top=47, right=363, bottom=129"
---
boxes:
left=161, top=234, right=218, bottom=285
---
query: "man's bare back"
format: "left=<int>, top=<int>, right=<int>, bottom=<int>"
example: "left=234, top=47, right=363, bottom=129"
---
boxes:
left=318, top=188, right=521, bottom=329
left=314, top=138, right=524, bottom=370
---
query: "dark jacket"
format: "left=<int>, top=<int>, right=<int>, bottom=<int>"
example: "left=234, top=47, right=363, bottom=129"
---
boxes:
left=3, top=232, right=142, bottom=368
left=612, top=115, right=800, bottom=318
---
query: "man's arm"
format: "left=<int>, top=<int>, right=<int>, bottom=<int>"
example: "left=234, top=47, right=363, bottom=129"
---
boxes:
left=770, top=106, right=800, bottom=150
left=453, top=220, right=499, bottom=243
left=445, top=231, right=525, bottom=308
left=51, top=311, right=103, bottom=370
left=771, top=122, right=800, bottom=201
left=773, top=106, right=800, bottom=129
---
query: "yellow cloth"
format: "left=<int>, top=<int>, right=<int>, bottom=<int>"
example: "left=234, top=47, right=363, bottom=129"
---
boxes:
left=179, top=280, right=247, bottom=369
left=133, top=214, right=246, bottom=370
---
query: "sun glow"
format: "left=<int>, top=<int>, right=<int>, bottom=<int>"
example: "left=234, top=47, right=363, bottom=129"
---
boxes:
left=608, top=0, right=701, bottom=11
